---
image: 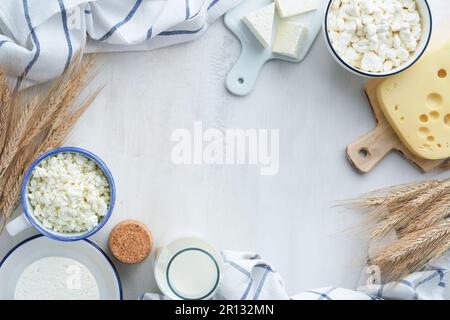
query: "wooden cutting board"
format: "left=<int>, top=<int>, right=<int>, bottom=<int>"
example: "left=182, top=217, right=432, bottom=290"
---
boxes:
left=347, top=80, right=449, bottom=173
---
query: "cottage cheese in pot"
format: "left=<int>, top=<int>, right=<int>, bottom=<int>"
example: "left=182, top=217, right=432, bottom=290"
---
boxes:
left=27, top=152, right=110, bottom=233
left=15, top=257, right=100, bottom=300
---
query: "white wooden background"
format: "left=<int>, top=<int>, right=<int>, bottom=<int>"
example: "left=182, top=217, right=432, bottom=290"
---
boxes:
left=1, top=0, right=449, bottom=300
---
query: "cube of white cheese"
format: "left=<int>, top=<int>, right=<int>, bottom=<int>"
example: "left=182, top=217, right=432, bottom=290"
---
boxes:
left=273, top=21, right=308, bottom=60
left=242, top=3, right=275, bottom=48
left=275, top=0, right=318, bottom=18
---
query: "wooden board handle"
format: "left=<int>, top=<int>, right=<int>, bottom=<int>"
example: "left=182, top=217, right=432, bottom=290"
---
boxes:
left=347, top=124, right=398, bottom=173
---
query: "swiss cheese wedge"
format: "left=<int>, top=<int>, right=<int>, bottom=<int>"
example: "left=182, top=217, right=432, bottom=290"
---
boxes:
left=377, top=44, right=450, bottom=160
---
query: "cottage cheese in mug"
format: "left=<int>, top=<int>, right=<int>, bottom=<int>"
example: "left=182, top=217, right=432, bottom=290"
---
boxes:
left=327, top=0, right=422, bottom=73
left=27, top=153, right=110, bottom=233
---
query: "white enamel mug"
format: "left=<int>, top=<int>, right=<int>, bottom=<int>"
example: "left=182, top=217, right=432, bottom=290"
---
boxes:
left=6, top=147, right=116, bottom=241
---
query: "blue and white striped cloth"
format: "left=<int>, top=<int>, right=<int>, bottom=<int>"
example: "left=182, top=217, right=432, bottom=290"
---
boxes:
left=141, top=250, right=449, bottom=300
left=0, top=0, right=242, bottom=85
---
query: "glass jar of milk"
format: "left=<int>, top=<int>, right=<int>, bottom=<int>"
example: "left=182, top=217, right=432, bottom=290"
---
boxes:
left=154, top=237, right=222, bottom=300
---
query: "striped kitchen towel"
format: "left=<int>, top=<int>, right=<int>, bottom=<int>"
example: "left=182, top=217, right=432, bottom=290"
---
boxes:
left=0, top=0, right=242, bottom=85
left=141, top=250, right=450, bottom=300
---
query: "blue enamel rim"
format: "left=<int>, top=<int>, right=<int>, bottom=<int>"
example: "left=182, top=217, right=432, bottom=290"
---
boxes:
left=20, top=147, right=116, bottom=242
left=0, top=234, right=123, bottom=300
left=324, top=0, right=432, bottom=77
left=166, top=247, right=220, bottom=300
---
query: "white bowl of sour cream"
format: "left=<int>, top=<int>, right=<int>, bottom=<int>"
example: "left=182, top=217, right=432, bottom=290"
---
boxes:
left=0, top=235, right=122, bottom=300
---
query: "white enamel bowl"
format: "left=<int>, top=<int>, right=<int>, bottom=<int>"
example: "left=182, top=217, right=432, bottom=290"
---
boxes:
left=323, top=0, right=432, bottom=77
left=0, top=235, right=122, bottom=300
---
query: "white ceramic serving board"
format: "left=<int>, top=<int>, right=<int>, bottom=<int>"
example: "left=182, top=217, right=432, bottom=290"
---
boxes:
left=225, top=0, right=326, bottom=96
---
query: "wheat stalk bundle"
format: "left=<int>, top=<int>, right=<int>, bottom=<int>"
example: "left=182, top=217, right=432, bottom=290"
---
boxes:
left=0, top=54, right=100, bottom=231
left=345, top=177, right=450, bottom=281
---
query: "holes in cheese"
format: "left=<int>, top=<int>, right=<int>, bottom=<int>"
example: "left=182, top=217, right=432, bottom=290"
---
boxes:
left=419, top=114, right=428, bottom=123
left=438, top=69, right=447, bottom=78
left=430, top=111, right=440, bottom=120
left=445, top=114, right=450, bottom=126
left=418, top=127, right=430, bottom=137
left=377, top=44, right=450, bottom=160
left=242, top=3, right=275, bottom=48
left=426, top=93, right=443, bottom=108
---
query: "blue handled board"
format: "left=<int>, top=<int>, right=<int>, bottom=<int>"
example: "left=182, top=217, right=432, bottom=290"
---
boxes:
left=225, top=0, right=325, bottom=96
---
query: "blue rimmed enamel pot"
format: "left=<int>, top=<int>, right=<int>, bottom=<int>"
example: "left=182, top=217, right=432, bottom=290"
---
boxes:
left=6, top=147, right=116, bottom=241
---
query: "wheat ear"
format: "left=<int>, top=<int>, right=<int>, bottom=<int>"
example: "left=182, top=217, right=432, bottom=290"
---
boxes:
left=343, top=180, right=440, bottom=215
left=399, top=183, right=450, bottom=236
left=372, top=219, right=450, bottom=282
left=19, top=54, right=94, bottom=150
left=38, top=89, right=101, bottom=155
left=0, top=69, right=13, bottom=155
left=0, top=94, right=39, bottom=179
left=371, top=180, right=450, bottom=238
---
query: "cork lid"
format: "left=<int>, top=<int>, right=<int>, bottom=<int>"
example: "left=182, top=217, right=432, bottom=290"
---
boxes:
left=108, top=220, right=153, bottom=264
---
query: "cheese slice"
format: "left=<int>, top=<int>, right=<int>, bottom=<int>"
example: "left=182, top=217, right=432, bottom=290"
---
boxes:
left=273, top=21, right=308, bottom=59
left=275, top=0, right=318, bottom=18
left=242, top=3, right=275, bottom=48
left=377, top=43, right=450, bottom=160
